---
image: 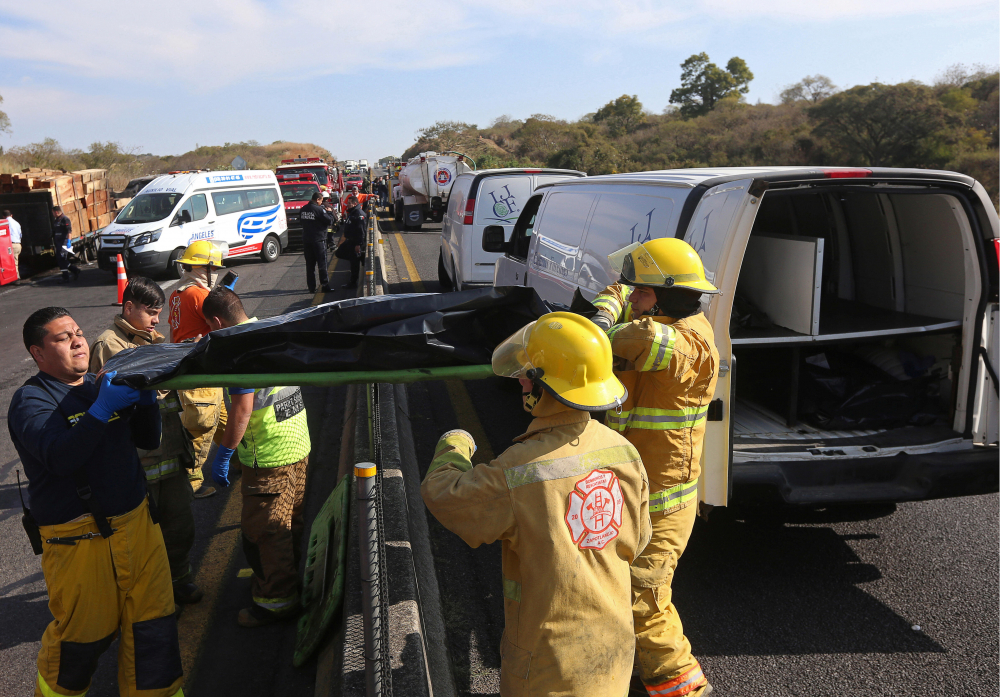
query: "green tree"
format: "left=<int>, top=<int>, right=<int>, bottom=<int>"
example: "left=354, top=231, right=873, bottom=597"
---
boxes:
left=0, top=93, right=10, bottom=134
left=594, top=94, right=646, bottom=136
left=809, top=82, right=951, bottom=166
left=669, top=53, right=754, bottom=117
left=780, top=75, right=838, bottom=104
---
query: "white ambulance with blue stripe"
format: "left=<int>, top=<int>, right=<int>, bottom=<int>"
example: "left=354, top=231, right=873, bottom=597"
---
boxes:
left=98, top=170, right=288, bottom=277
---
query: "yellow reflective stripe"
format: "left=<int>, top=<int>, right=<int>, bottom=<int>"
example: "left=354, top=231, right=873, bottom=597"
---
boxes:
left=159, top=397, right=181, bottom=413
left=641, top=323, right=676, bottom=372
left=170, top=690, right=185, bottom=697
left=253, top=593, right=299, bottom=611
left=649, top=479, right=699, bottom=512
left=607, top=323, right=630, bottom=341
left=605, top=406, right=709, bottom=431
left=37, top=672, right=86, bottom=697
left=503, top=577, right=521, bottom=602
left=144, top=458, right=181, bottom=480
left=504, top=444, right=640, bottom=488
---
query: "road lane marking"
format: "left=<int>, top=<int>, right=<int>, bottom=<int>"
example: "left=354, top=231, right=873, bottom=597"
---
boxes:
left=444, top=380, right=496, bottom=464
left=311, top=256, right=341, bottom=306
left=392, top=234, right=425, bottom=292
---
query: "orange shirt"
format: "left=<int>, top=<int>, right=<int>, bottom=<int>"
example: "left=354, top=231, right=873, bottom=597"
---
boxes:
left=169, top=285, right=211, bottom=343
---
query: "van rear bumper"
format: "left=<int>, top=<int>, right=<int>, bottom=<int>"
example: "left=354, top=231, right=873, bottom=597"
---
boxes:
left=731, top=446, right=999, bottom=504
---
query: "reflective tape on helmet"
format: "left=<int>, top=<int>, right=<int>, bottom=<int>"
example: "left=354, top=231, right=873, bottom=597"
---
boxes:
left=649, top=479, right=699, bottom=513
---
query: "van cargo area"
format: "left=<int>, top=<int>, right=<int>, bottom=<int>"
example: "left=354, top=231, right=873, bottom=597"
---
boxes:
left=728, top=186, right=993, bottom=500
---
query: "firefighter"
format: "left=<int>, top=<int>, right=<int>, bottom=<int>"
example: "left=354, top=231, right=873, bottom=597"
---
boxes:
left=89, top=276, right=203, bottom=605
left=201, top=287, right=312, bottom=627
left=168, top=240, right=228, bottom=499
left=9, top=307, right=182, bottom=697
left=591, top=238, right=720, bottom=697
left=422, top=312, right=652, bottom=697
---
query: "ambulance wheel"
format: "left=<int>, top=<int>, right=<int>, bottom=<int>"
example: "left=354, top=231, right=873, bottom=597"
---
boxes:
left=437, top=250, right=453, bottom=290
left=168, top=248, right=184, bottom=279
left=260, top=235, right=280, bottom=263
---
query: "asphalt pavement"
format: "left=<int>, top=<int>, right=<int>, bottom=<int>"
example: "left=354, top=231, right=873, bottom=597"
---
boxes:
left=0, top=242, right=357, bottom=696
left=377, top=212, right=1000, bottom=697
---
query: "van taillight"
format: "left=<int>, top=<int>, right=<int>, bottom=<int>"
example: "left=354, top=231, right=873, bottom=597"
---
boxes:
left=464, top=198, right=475, bottom=225
left=524, top=169, right=541, bottom=173
left=822, top=168, right=872, bottom=178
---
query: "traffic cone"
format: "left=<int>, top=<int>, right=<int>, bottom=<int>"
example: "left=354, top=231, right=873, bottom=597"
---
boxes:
left=114, top=254, right=127, bottom=305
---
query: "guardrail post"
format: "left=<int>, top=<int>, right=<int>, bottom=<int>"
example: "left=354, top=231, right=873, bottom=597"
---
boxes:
left=355, top=463, right=382, bottom=697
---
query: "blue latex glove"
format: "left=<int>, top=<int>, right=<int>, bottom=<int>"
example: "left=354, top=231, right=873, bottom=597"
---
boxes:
left=211, top=446, right=235, bottom=487
left=138, top=388, right=158, bottom=406
left=88, top=371, right=140, bottom=422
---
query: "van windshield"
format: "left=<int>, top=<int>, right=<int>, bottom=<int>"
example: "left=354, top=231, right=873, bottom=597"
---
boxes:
left=279, top=167, right=328, bottom=185
left=117, top=193, right=183, bottom=224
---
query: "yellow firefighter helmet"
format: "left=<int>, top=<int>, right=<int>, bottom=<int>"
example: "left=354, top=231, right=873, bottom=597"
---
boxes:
left=608, top=238, right=719, bottom=294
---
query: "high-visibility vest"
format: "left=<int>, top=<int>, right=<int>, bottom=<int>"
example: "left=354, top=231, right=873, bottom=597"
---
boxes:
left=226, top=386, right=311, bottom=468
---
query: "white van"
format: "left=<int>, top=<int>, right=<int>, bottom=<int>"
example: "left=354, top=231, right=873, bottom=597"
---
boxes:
left=438, top=168, right=585, bottom=290
left=486, top=167, right=999, bottom=507
left=98, top=170, right=288, bottom=277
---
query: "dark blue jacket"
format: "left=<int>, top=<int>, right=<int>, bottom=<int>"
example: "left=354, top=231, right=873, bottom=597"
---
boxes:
left=8, top=372, right=159, bottom=525
left=52, top=214, right=73, bottom=240
left=299, top=201, right=334, bottom=239
left=343, top=206, right=366, bottom=246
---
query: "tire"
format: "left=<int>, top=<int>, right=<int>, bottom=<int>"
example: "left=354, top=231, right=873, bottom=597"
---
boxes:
left=438, top=249, right=453, bottom=290
left=260, top=234, right=280, bottom=263
left=167, top=248, right=184, bottom=279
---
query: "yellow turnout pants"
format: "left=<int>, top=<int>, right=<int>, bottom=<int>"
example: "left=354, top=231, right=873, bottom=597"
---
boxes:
left=35, top=498, right=183, bottom=697
left=631, top=497, right=707, bottom=697
left=177, top=388, right=226, bottom=480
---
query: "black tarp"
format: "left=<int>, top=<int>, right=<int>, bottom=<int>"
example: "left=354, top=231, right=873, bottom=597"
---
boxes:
left=103, top=287, right=553, bottom=388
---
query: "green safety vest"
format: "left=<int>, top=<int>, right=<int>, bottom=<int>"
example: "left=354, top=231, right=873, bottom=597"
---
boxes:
left=226, top=385, right=311, bottom=468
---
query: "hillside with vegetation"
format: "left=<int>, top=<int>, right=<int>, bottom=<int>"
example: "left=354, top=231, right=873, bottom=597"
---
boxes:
left=0, top=138, right=333, bottom=191
left=402, top=59, right=999, bottom=207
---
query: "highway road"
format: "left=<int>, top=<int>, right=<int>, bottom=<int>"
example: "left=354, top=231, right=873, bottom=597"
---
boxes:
left=376, top=213, right=999, bottom=697
left=0, top=242, right=357, bottom=696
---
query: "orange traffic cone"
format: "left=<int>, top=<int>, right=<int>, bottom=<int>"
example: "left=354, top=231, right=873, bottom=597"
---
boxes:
left=114, top=254, right=127, bottom=305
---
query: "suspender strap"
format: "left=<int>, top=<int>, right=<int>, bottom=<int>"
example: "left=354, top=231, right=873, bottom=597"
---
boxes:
left=72, top=468, right=115, bottom=538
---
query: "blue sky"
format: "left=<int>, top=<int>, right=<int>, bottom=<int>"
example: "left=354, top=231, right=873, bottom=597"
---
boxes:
left=0, top=0, right=997, bottom=162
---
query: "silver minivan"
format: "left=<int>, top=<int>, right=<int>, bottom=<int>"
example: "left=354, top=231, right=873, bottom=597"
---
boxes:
left=438, top=168, right=584, bottom=290
left=486, top=166, right=999, bottom=507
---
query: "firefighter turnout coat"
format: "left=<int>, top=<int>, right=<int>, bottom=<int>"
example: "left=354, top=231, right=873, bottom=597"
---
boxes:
left=421, top=405, right=652, bottom=697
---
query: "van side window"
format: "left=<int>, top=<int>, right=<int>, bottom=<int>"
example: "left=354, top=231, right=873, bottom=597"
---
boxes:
left=176, top=194, right=209, bottom=223
left=511, top=194, right=543, bottom=259
left=212, top=191, right=247, bottom=216
left=245, top=188, right=280, bottom=209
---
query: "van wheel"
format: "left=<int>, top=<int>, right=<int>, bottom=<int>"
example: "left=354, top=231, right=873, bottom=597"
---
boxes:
left=168, top=248, right=184, bottom=279
left=438, top=250, right=453, bottom=290
left=260, top=235, right=280, bottom=263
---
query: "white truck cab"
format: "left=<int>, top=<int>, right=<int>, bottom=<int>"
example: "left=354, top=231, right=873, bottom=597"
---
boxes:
left=98, top=170, right=287, bottom=277
left=487, top=167, right=999, bottom=507
left=438, top=168, right=585, bottom=290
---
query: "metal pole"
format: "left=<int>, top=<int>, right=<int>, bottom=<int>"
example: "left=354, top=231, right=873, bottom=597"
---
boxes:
left=355, top=463, right=382, bottom=697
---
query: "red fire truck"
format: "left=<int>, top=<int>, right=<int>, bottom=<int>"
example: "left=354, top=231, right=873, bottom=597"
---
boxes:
left=277, top=173, right=322, bottom=231
left=275, top=157, right=344, bottom=199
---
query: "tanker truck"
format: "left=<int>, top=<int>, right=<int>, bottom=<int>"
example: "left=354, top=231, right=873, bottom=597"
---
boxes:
left=395, top=152, right=473, bottom=231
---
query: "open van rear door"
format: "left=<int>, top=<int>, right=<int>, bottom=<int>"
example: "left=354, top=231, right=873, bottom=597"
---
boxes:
left=680, top=178, right=764, bottom=506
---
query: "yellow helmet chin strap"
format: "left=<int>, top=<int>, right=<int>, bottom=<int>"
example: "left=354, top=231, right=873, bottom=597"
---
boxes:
left=522, top=368, right=545, bottom=413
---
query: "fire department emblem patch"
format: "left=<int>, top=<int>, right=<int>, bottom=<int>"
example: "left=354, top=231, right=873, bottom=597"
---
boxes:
left=565, top=469, right=624, bottom=550
left=435, top=169, right=451, bottom=186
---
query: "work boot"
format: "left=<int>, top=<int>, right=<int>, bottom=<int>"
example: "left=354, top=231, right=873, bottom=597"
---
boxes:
left=191, top=479, right=216, bottom=499
left=173, top=580, right=204, bottom=604
left=237, top=602, right=301, bottom=628
left=320, top=284, right=332, bottom=293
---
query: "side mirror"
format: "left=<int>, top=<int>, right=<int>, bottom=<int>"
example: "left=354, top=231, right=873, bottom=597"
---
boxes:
left=482, top=225, right=507, bottom=253
left=172, top=210, right=192, bottom=226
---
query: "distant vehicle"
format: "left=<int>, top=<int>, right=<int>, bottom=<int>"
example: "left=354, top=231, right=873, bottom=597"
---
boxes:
left=344, top=174, right=365, bottom=190
left=438, top=168, right=585, bottom=291
left=275, top=157, right=343, bottom=198
left=396, top=152, right=473, bottom=230
left=486, top=166, right=1000, bottom=508
left=98, top=169, right=288, bottom=277
left=277, top=173, right=321, bottom=231
left=343, top=159, right=359, bottom=173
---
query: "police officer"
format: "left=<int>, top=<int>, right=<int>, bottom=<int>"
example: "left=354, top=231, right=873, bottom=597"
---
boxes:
left=422, top=312, right=651, bottom=697
left=89, top=276, right=203, bottom=605
left=9, top=307, right=183, bottom=697
left=299, top=192, right=334, bottom=294
left=51, top=206, right=80, bottom=282
left=201, top=287, right=312, bottom=627
left=591, top=238, right=720, bottom=697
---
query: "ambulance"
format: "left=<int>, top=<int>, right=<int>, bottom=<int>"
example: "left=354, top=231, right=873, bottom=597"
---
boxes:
left=98, top=170, right=288, bottom=277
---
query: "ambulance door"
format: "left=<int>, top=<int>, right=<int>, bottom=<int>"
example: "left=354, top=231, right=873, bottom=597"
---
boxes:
left=680, top=178, right=764, bottom=506
left=171, top=193, right=213, bottom=247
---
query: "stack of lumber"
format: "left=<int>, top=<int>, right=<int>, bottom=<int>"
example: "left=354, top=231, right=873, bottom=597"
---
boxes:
left=0, top=168, right=116, bottom=237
